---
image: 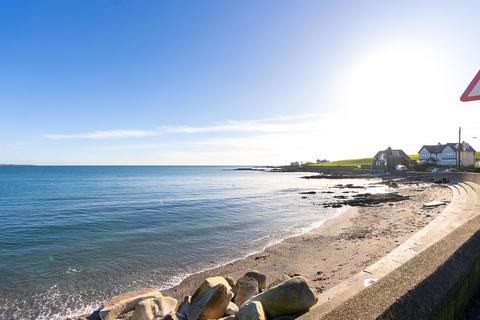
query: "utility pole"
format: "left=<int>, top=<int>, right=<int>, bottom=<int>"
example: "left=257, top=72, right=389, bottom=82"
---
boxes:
left=458, top=126, right=462, bottom=170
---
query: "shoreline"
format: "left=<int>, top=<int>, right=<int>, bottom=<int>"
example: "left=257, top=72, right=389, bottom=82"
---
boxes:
left=156, top=205, right=352, bottom=291
left=66, top=206, right=353, bottom=320
left=70, top=179, right=451, bottom=320
left=162, top=206, right=359, bottom=298
left=162, top=181, right=451, bottom=301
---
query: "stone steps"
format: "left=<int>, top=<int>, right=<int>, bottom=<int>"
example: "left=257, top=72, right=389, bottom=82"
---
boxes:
left=299, top=181, right=480, bottom=320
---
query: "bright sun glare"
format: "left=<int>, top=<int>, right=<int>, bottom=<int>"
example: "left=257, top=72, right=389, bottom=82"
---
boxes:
left=338, top=43, right=449, bottom=117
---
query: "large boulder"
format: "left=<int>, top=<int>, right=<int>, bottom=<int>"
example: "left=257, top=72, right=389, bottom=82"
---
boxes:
left=267, top=274, right=291, bottom=290
left=225, top=276, right=236, bottom=290
left=162, top=312, right=178, bottom=320
left=244, top=271, right=267, bottom=291
left=237, top=301, right=267, bottom=320
left=176, top=296, right=191, bottom=320
left=234, top=276, right=259, bottom=307
left=271, top=315, right=299, bottom=320
left=131, top=296, right=178, bottom=320
left=191, top=276, right=233, bottom=300
left=250, top=276, right=318, bottom=318
left=225, top=301, right=239, bottom=316
left=188, top=284, right=233, bottom=320
left=99, top=288, right=163, bottom=320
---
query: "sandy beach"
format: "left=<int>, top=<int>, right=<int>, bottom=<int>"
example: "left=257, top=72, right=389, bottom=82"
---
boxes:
left=164, top=180, right=451, bottom=301
left=68, top=178, right=454, bottom=320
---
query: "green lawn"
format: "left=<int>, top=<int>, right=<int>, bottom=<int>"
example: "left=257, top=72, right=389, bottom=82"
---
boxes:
left=409, top=154, right=419, bottom=161
left=308, top=154, right=419, bottom=168
left=309, top=157, right=374, bottom=167
left=306, top=152, right=478, bottom=168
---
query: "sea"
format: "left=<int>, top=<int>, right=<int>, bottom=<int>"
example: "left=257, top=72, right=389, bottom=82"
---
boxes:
left=0, top=166, right=384, bottom=319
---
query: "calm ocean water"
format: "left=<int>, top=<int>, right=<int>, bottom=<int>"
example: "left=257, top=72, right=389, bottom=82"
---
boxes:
left=0, top=166, right=382, bottom=319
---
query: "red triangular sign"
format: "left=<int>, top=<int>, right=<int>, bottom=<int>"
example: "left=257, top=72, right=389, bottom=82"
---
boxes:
left=461, top=70, right=480, bottom=102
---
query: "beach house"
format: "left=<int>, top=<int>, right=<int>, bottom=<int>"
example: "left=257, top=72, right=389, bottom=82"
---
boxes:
left=372, top=147, right=412, bottom=170
left=418, top=142, right=476, bottom=167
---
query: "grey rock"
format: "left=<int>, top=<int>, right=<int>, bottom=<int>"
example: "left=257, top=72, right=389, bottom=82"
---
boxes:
left=234, top=276, right=259, bottom=307
left=131, top=296, right=177, bottom=320
left=99, top=288, right=163, bottom=320
left=176, top=296, right=191, bottom=320
left=161, top=312, right=178, bottom=320
left=188, top=284, right=233, bottom=320
left=250, top=276, right=318, bottom=318
left=267, top=274, right=291, bottom=289
left=237, top=301, right=267, bottom=320
left=244, top=271, right=267, bottom=292
left=225, top=301, right=239, bottom=316
left=191, top=277, right=233, bottom=301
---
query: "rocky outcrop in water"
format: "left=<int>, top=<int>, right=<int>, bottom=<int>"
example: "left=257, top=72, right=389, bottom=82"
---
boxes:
left=302, top=173, right=374, bottom=179
left=343, top=192, right=410, bottom=206
left=322, top=192, right=410, bottom=208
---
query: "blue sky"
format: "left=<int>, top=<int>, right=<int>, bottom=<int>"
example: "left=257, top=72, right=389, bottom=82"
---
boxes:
left=1, top=0, right=480, bottom=164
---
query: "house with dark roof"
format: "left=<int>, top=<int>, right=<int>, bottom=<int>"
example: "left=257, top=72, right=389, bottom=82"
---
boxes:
left=372, top=147, right=412, bottom=170
left=418, top=142, right=476, bottom=167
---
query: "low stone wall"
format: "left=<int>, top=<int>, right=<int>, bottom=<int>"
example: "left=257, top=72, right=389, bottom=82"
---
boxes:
left=382, top=220, right=480, bottom=320
left=461, top=172, right=480, bottom=184
left=298, top=176, right=480, bottom=320
left=312, top=214, right=480, bottom=320
left=386, top=170, right=480, bottom=184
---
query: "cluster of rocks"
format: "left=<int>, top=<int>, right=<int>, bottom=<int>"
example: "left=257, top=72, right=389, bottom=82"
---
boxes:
left=333, top=184, right=367, bottom=189
left=322, top=192, right=410, bottom=208
left=81, top=272, right=318, bottom=320
left=378, top=180, right=399, bottom=188
left=301, top=173, right=374, bottom=179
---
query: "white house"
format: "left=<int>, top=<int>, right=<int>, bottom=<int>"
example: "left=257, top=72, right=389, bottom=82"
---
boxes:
left=418, top=142, right=476, bottom=167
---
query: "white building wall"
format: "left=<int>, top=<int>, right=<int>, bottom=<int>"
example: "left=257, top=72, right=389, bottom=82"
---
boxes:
left=439, top=146, right=456, bottom=166
left=439, top=159, right=456, bottom=166
left=419, top=149, right=431, bottom=162
left=419, top=145, right=476, bottom=167
left=442, top=146, right=456, bottom=159
left=460, top=151, right=475, bottom=167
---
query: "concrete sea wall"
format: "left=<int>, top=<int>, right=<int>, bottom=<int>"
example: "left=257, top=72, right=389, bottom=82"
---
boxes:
left=298, top=172, right=480, bottom=320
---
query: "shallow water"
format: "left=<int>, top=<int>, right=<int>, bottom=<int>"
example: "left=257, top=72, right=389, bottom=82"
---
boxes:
left=0, top=166, right=383, bottom=319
